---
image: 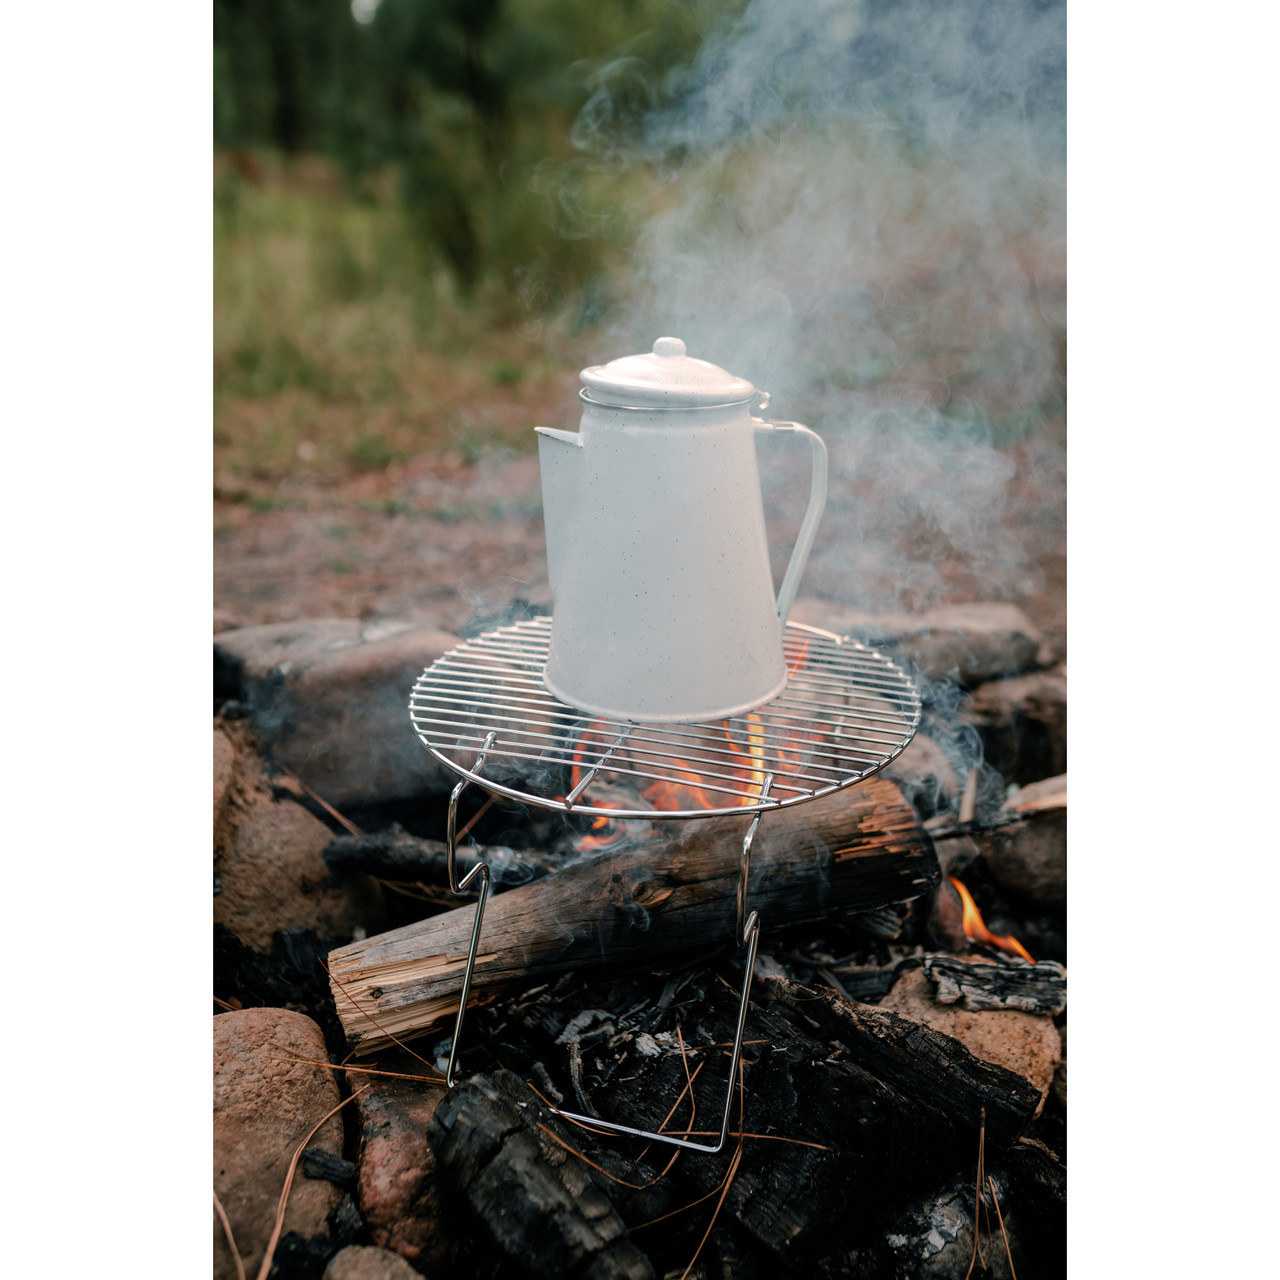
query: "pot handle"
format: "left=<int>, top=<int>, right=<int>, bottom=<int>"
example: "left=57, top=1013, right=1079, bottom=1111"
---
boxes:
left=752, top=415, right=828, bottom=624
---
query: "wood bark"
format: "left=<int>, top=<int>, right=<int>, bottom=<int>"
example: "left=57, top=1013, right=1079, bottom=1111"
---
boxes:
left=328, top=778, right=937, bottom=1054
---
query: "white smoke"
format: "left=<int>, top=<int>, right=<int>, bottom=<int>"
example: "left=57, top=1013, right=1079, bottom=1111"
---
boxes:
left=576, top=0, right=1065, bottom=615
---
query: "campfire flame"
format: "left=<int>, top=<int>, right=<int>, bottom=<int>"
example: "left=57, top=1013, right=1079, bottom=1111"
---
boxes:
left=565, top=644, right=821, bottom=850
left=948, top=876, right=1035, bottom=964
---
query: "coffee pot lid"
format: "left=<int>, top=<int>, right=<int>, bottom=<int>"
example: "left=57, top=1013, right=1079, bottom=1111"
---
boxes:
left=580, top=337, right=755, bottom=408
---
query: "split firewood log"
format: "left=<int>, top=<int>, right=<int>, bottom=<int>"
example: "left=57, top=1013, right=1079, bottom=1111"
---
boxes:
left=327, top=777, right=937, bottom=1054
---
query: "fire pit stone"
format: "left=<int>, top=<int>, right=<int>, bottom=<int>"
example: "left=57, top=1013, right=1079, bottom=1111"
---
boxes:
left=352, top=1060, right=451, bottom=1273
left=214, top=719, right=386, bottom=950
left=788, top=599, right=1048, bottom=687
left=322, top=1246, right=422, bottom=1280
left=214, top=1007, right=346, bottom=1280
left=215, top=617, right=462, bottom=810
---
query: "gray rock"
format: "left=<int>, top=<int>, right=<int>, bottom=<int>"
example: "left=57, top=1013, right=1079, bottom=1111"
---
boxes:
left=215, top=618, right=461, bottom=809
left=323, top=1245, right=423, bottom=1280
left=214, top=1008, right=345, bottom=1280
left=789, top=600, right=1048, bottom=686
left=884, top=732, right=960, bottom=815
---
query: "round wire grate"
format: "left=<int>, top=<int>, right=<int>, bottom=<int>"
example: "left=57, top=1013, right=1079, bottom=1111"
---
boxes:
left=410, top=616, right=921, bottom=820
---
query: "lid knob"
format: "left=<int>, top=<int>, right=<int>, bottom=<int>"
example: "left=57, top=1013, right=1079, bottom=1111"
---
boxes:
left=579, top=337, right=754, bottom=407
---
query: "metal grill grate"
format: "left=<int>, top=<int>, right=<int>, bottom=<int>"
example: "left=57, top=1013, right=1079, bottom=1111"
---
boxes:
left=410, top=617, right=921, bottom=820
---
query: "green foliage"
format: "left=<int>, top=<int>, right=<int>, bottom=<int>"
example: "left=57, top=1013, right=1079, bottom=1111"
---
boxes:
left=213, top=0, right=745, bottom=315
left=488, top=359, right=524, bottom=386
left=348, top=433, right=405, bottom=471
left=222, top=334, right=334, bottom=398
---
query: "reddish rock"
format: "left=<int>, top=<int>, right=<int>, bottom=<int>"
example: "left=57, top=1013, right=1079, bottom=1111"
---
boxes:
left=879, top=967, right=1061, bottom=1113
left=324, top=1245, right=423, bottom=1280
left=214, top=741, right=384, bottom=951
left=353, top=1058, right=450, bottom=1275
left=214, top=1008, right=346, bottom=1280
left=214, top=618, right=461, bottom=808
left=214, top=724, right=239, bottom=854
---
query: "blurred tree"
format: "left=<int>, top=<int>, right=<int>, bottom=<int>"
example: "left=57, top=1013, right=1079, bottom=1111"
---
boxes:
left=214, top=0, right=741, bottom=312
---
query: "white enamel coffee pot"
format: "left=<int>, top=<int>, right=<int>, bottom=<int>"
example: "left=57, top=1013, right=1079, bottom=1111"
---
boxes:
left=535, top=337, right=827, bottom=723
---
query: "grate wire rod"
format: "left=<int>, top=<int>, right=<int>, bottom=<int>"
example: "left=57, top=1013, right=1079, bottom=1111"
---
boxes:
left=408, top=713, right=894, bottom=787
left=411, top=620, right=920, bottom=819
left=412, top=679, right=916, bottom=741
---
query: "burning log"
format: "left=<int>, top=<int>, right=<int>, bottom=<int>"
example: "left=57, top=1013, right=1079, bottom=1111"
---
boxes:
left=327, top=777, right=937, bottom=1054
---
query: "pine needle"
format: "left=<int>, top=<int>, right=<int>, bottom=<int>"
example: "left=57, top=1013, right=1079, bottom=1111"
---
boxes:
left=275, top=764, right=363, bottom=836
left=647, top=1026, right=699, bottom=1177
left=659, top=1054, right=704, bottom=1137
left=660, top=1130, right=828, bottom=1150
left=455, top=793, right=496, bottom=842
left=254, top=1085, right=369, bottom=1280
left=966, top=1107, right=988, bottom=1279
left=267, top=1054, right=445, bottom=1086
left=988, top=1176, right=1017, bottom=1280
left=679, top=1145, right=742, bottom=1277
left=535, top=1123, right=660, bottom=1190
left=678, top=1059, right=747, bottom=1280
left=213, top=1189, right=246, bottom=1280
left=373, top=878, right=444, bottom=903
left=672, top=1025, right=696, bottom=1131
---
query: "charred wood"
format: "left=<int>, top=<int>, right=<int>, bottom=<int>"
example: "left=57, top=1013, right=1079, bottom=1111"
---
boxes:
left=921, top=954, right=1066, bottom=1015
left=998, top=1140, right=1066, bottom=1280
left=298, top=1150, right=356, bottom=1188
left=761, top=977, right=1041, bottom=1149
left=434, top=964, right=1043, bottom=1272
left=428, top=1068, right=655, bottom=1280
left=325, top=825, right=562, bottom=891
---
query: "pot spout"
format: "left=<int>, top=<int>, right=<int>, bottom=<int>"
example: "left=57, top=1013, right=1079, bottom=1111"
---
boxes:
left=534, top=426, right=584, bottom=596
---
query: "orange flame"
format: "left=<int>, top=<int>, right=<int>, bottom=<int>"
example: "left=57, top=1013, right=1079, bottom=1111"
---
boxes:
left=564, top=721, right=635, bottom=850
left=579, top=812, right=625, bottom=851
left=786, top=636, right=813, bottom=674
left=948, top=877, right=1035, bottom=964
left=724, top=712, right=768, bottom=803
left=561, top=640, right=828, bottom=848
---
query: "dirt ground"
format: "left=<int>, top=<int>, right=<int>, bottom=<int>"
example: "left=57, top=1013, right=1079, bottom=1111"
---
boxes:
left=214, top=411, right=1064, bottom=663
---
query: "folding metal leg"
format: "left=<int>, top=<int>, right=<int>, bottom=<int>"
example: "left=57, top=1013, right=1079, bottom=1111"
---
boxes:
left=443, top=745, right=772, bottom=1154
left=553, top=775, right=775, bottom=1154
left=443, top=731, right=497, bottom=1089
